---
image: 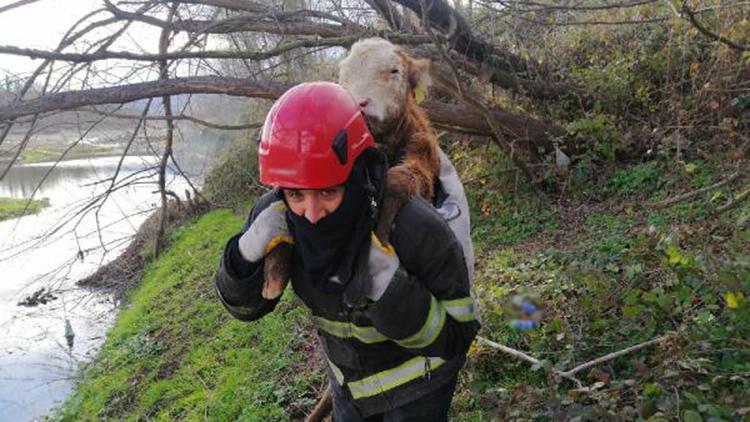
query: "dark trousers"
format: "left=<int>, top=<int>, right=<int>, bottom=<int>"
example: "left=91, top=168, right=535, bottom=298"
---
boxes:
left=332, top=375, right=459, bottom=422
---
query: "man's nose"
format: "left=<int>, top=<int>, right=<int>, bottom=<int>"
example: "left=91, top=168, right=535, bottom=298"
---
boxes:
left=304, top=198, right=325, bottom=224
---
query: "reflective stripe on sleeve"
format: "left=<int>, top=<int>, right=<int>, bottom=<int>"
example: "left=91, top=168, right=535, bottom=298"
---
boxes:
left=348, top=356, right=446, bottom=399
left=442, top=297, right=477, bottom=322
left=312, top=316, right=389, bottom=344
left=327, top=358, right=345, bottom=385
left=394, top=295, right=446, bottom=349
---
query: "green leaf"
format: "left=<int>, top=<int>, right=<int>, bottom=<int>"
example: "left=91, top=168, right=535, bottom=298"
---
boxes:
left=682, top=410, right=703, bottom=422
left=643, top=382, right=661, bottom=397
left=666, top=244, right=689, bottom=266
left=725, top=292, right=742, bottom=309
left=623, top=305, right=642, bottom=317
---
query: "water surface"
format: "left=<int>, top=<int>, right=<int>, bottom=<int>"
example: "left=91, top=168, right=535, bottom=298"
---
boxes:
left=0, top=156, right=191, bottom=420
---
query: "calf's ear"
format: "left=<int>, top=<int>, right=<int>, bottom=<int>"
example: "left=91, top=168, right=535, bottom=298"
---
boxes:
left=396, top=50, right=432, bottom=102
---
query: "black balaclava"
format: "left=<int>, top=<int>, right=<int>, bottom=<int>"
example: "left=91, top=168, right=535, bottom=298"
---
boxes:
left=283, top=152, right=383, bottom=293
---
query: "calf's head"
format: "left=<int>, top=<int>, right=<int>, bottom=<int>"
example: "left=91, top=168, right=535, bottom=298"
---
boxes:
left=338, top=38, right=431, bottom=136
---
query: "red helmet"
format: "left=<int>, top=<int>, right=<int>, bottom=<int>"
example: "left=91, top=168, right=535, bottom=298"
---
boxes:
left=259, top=82, right=375, bottom=189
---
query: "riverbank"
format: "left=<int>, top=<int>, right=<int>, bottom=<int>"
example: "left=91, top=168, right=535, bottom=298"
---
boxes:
left=54, top=209, right=324, bottom=420
left=52, top=148, right=749, bottom=419
left=0, top=196, right=49, bottom=221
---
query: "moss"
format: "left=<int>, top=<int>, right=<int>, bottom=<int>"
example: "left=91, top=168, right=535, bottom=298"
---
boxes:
left=0, top=196, right=49, bottom=221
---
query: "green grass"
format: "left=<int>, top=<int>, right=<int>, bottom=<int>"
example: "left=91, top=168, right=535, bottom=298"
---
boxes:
left=54, top=209, right=322, bottom=421
left=53, top=146, right=750, bottom=421
left=451, top=152, right=750, bottom=420
left=0, top=196, right=49, bottom=221
left=19, top=145, right=120, bottom=164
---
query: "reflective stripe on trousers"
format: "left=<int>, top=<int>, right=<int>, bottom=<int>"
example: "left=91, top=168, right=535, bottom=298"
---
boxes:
left=328, top=356, right=447, bottom=400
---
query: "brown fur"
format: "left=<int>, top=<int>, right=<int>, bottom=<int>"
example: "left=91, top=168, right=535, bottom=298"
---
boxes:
left=374, top=50, right=440, bottom=241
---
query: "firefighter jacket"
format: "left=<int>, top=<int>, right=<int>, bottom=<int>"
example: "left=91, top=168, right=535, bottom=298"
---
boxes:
left=215, top=191, right=480, bottom=417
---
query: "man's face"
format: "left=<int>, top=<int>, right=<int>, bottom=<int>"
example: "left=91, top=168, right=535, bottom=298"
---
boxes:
left=282, top=186, right=345, bottom=224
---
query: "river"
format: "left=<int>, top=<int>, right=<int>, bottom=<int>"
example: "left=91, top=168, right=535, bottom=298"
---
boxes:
left=0, top=156, right=195, bottom=421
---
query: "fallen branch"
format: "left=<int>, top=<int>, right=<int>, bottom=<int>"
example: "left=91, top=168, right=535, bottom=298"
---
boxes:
left=476, top=335, right=583, bottom=386
left=0, top=76, right=560, bottom=145
left=682, top=4, right=750, bottom=52
left=559, top=333, right=674, bottom=378
left=712, top=184, right=750, bottom=217
left=648, top=172, right=742, bottom=209
left=84, top=107, right=262, bottom=130
left=304, top=385, right=332, bottom=422
left=477, top=333, right=674, bottom=386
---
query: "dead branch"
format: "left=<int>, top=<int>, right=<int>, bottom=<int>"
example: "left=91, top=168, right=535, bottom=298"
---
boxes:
left=0, top=2, right=155, bottom=151
left=84, top=107, right=261, bottom=130
left=154, top=2, right=179, bottom=258
left=559, top=334, right=674, bottom=377
left=711, top=184, right=750, bottom=217
left=479, top=333, right=674, bottom=386
left=421, top=17, right=540, bottom=183
left=0, top=77, right=289, bottom=121
left=394, top=0, right=532, bottom=75
left=492, top=0, right=657, bottom=12
left=0, top=76, right=559, bottom=144
left=648, top=172, right=743, bottom=209
left=104, top=0, right=359, bottom=37
left=682, top=4, right=749, bottom=52
left=413, top=45, right=584, bottom=103
left=0, top=33, right=429, bottom=63
left=476, top=335, right=583, bottom=386
left=0, top=0, right=42, bottom=15
left=171, top=0, right=268, bottom=13
left=304, top=385, right=332, bottom=422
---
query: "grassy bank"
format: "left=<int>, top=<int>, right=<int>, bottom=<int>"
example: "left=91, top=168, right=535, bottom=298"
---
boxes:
left=54, top=209, right=324, bottom=421
left=18, top=145, right=121, bottom=164
left=449, top=148, right=750, bottom=420
left=0, top=197, right=49, bottom=221
left=55, top=156, right=749, bottom=420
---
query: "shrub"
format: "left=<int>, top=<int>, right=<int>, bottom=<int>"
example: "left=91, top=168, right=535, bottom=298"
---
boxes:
left=203, top=134, right=264, bottom=210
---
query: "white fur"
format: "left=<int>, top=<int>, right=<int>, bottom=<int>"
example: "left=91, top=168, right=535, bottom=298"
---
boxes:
left=338, top=38, right=409, bottom=135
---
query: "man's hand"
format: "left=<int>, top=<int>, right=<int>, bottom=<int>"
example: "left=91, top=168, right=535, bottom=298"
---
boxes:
left=238, top=200, right=293, bottom=263
left=365, top=232, right=400, bottom=301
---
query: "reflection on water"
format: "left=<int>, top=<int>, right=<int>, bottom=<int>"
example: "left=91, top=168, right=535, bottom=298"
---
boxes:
left=0, top=156, right=193, bottom=421
left=0, top=157, right=153, bottom=200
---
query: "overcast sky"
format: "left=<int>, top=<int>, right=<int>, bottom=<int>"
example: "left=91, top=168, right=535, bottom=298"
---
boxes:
left=0, top=0, right=105, bottom=74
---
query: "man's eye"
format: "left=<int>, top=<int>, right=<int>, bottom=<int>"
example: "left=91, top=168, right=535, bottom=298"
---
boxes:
left=390, top=68, right=399, bottom=74
left=285, top=190, right=302, bottom=200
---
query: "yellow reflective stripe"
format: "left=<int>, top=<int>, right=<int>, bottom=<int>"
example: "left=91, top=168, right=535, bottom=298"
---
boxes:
left=327, top=358, right=345, bottom=385
left=348, top=356, right=446, bottom=399
left=264, top=236, right=293, bottom=254
left=395, top=296, right=445, bottom=349
left=312, top=316, right=388, bottom=344
left=442, top=297, right=477, bottom=322
left=370, top=232, right=395, bottom=255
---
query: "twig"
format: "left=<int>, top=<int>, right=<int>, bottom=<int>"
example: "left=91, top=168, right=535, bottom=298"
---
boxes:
left=648, top=172, right=742, bottom=209
left=712, top=184, right=750, bottom=217
left=154, top=2, right=178, bottom=258
left=559, top=334, right=673, bottom=378
left=0, top=0, right=42, bottom=15
left=682, top=4, right=749, bottom=52
left=475, top=335, right=583, bottom=386
left=304, top=385, right=332, bottom=422
left=478, top=333, right=673, bottom=386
